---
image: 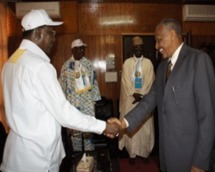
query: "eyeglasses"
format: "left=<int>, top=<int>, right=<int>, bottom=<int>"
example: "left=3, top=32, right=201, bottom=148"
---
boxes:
left=47, top=28, right=56, bottom=36
left=42, top=26, right=56, bottom=36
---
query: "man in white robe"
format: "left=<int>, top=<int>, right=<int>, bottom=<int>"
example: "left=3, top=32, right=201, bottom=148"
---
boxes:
left=119, top=36, right=155, bottom=164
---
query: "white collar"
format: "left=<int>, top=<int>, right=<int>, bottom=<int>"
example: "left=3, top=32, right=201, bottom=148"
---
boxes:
left=169, top=42, right=184, bottom=68
left=19, top=39, right=50, bottom=62
left=133, top=55, right=143, bottom=61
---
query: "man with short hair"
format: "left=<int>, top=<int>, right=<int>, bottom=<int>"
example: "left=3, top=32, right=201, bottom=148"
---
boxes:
left=0, top=9, right=121, bottom=172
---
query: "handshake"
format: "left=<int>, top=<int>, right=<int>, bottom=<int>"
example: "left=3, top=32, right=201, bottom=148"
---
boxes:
left=103, top=118, right=127, bottom=138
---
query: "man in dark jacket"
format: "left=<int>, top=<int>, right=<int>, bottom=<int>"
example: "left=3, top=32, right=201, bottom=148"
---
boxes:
left=113, top=18, right=215, bottom=172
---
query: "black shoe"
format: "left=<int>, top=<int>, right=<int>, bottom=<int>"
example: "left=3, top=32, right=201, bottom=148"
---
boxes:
left=129, top=157, right=136, bottom=165
left=142, top=157, right=150, bottom=164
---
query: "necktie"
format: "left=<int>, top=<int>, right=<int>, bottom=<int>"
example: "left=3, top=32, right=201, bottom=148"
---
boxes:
left=166, top=61, right=172, bottom=82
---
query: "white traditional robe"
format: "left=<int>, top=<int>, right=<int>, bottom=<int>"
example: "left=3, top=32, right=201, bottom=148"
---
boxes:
left=119, top=56, right=155, bottom=158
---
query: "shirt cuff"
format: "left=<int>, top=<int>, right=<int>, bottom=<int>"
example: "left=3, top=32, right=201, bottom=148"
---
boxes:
left=124, top=118, right=129, bottom=128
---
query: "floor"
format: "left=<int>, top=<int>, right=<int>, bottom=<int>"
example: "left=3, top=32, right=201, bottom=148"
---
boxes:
left=60, top=134, right=160, bottom=172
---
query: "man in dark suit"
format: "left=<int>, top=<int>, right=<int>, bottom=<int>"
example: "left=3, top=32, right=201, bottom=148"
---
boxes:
left=114, top=18, right=215, bottom=172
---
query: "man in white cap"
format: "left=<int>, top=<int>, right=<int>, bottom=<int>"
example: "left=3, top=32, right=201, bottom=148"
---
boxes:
left=59, top=39, right=101, bottom=152
left=119, top=36, right=155, bottom=165
left=0, top=9, right=121, bottom=172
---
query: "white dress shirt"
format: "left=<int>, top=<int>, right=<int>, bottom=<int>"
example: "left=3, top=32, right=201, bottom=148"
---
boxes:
left=0, top=39, right=105, bottom=172
left=169, top=43, right=184, bottom=70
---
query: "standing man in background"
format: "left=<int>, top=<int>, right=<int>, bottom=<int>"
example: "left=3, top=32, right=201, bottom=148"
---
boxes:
left=1, top=10, right=121, bottom=172
left=119, top=36, right=155, bottom=165
left=117, top=18, right=215, bottom=172
left=59, top=39, right=101, bottom=152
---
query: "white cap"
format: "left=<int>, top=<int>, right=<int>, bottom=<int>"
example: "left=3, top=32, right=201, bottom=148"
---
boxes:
left=21, top=9, right=63, bottom=31
left=71, top=39, right=87, bottom=49
left=132, top=36, right=143, bottom=46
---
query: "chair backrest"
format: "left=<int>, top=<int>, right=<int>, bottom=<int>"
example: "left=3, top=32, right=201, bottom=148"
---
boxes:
left=95, top=96, right=113, bottom=121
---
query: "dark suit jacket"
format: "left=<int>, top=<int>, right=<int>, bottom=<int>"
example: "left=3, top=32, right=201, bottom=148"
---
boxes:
left=125, top=44, right=215, bottom=172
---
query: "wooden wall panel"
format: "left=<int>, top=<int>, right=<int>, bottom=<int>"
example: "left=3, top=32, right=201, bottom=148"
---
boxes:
left=79, top=3, right=182, bottom=35
left=183, top=22, right=215, bottom=36
left=58, top=1, right=78, bottom=33
left=0, top=3, right=13, bottom=132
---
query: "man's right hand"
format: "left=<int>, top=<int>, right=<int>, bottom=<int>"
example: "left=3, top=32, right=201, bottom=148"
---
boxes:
left=103, top=118, right=122, bottom=138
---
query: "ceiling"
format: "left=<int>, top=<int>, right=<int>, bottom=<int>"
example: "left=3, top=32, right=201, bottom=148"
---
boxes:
left=8, top=0, right=215, bottom=4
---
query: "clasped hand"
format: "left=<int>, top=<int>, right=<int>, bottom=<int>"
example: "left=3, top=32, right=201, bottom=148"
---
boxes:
left=103, top=118, right=127, bottom=138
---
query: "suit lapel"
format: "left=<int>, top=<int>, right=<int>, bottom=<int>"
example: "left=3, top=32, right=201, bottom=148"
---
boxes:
left=163, top=44, right=189, bottom=102
left=167, top=44, right=188, bottom=84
